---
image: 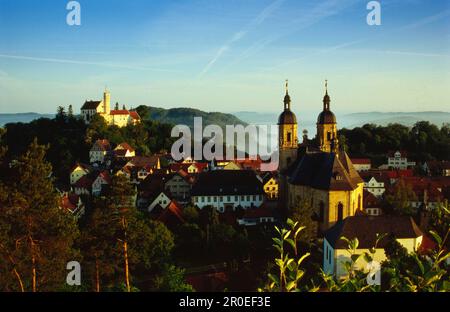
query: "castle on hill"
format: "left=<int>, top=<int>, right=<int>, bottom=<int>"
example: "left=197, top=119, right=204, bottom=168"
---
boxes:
left=278, top=80, right=364, bottom=233
left=80, top=90, right=141, bottom=128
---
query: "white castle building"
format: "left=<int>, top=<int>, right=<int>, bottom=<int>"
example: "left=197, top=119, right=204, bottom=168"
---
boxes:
left=80, top=90, right=141, bottom=128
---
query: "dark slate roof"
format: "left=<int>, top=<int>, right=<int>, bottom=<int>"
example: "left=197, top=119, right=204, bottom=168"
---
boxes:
left=191, top=170, right=264, bottom=196
left=288, top=151, right=363, bottom=191
left=81, top=100, right=101, bottom=110
left=278, top=110, right=297, bottom=124
left=324, top=215, right=423, bottom=249
left=317, top=110, right=336, bottom=124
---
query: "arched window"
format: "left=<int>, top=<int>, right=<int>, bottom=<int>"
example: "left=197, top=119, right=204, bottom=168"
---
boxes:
left=319, top=201, right=325, bottom=223
left=287, top=132, right=291, bottom=142
left=337, top=202, right=344, bottom=221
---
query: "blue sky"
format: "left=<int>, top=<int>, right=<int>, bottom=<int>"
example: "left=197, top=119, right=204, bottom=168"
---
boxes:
left=0, top=0, right=449, bottom=114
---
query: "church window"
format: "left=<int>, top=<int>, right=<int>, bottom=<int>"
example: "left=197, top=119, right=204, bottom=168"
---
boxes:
left=287, top=132, right=291, bottom=142
left=319, top=201, right=325, bottom=222
left=337, top=203, right=344, bottom=221
left=327, top=132, right=332, bottom=141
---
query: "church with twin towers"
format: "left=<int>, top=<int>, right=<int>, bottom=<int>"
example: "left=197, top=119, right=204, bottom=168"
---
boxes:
left=277, top=80, right=364, bottom=233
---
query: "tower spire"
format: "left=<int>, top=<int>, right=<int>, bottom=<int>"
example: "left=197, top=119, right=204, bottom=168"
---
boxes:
left=323, top=79, right=330, bottom=111
left=284, top=79, right=291, bottom=110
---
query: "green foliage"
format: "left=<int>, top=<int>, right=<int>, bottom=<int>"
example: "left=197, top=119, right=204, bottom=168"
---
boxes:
left=289, top=198, right=318, bottom=243
left=339, top=122, right=450, bottom=163
left=321, top=234, right=385, bottom=292
left=79, top=175, right=175, bottom=291
left=260, top=219, right=311, bottom=292
left=384, top=179, right=417, bottom=215
left=183, top=205, right=200, bottom=223
left=136, top=105, right=247, bottom=130
left=0, top=139, right=79, bottom=291
left=4, top=115, right=89, bottom=183
left=382, top=229, right=450, bottom=292
left=152, top=264, right=194, bottom=292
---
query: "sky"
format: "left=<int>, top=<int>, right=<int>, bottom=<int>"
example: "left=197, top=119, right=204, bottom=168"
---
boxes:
left=0, top=0, right=449, bottom=114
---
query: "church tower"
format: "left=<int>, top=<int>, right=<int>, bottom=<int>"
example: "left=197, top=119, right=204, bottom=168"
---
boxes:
left=103, top=89, right=111, bottom=115
left=278, top=80, right=298, bottom=171
left=316, top=80, right=338, bottom=153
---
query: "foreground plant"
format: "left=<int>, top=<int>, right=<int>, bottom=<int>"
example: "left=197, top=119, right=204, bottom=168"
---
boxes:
left=260, top=219, right=311, bottom=292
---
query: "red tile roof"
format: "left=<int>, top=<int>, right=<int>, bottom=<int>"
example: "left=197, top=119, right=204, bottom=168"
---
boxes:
left=129, top=111, right=141, bottom=120
left=73, top=175, right=93, bottom=189
left=109, top=110, right=130, bottom=115
left=61, top=194, right=80, bottom=213
left=350, top=158, right=371, bottom=165
left=242, top=205, right=275, bottom=219
left=157, top=201, right=185, bottom=225
left=115, top=142, right=135, bottom=152
left=92, top=139, right=111, bottom=151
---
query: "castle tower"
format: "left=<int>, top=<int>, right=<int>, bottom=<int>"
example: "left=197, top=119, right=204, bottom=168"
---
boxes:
left=278, top=80, right=298, bottom=171
left=316, top=80, right=338, bottom=153
left=103, top=89, right=111, bottom=114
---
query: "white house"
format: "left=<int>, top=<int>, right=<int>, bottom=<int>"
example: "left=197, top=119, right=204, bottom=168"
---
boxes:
left=387, top=151, right=416, bottom=170
left=147, top=191, right=171, bottom=213
left=363, top=176, right=385, bottom=197
left=89, top=139, right=111, bottom=164
left=323, top=215, right=423, bottom=279
left=70, top=163, right=91, bottom=185
left=191, top=170, right=265, bottom=213
left=92, top=171, right=111, bottom=196
left=350, top=158, right=371, bottom=172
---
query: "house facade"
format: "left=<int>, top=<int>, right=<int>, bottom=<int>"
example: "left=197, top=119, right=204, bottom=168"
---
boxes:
left=387, top=151, right=416, bottom=170
left=89, top=139, right=111, bottom=164
left=323, top=215, right=423, bottom=278
left=191, top=170, right=265, bottom=212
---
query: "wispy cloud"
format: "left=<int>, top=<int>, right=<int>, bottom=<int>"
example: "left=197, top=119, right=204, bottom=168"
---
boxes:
left=226, top=0, right=360, bottom=69
left=0, top=54, right=180, bottom=72
left=399, top=9, right=450, bottom=31
left=199, top=0, right=285, bottom=77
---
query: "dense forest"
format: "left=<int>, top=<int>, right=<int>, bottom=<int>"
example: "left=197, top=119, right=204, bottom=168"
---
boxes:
left=136, top=105, right=247, bottom=130
left=339, top=121, right=450, bottom=166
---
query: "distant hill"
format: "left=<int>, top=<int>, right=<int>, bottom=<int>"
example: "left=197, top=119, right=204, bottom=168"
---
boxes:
left=137, top=106, right=248, bottom=129
left=235, top=111, right=450, bottom=129
left=0, top=113, right=54, bottom=127
left=340, top=111, right=450, bottom=128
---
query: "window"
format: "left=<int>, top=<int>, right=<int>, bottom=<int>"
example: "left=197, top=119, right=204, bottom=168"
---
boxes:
left=235, top=195, right=238, bottom=201
left=207, top=196, right=211, bottom=203
left=319, top=201, right=325, bottom=222
left=253, top=195, right=256, bottom=201
left=219, top=196, right=223, bottom=202
left=241, top=195, right=245, bottom=201
left=227, top=196, right=231, bottom=202
left=287, top=132, right=291, bottom=142
left=337, top=203, right=344, bottom=221
left=327, top=132, right=332, bottom=141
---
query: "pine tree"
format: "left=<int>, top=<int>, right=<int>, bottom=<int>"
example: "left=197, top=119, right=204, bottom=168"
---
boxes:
left=68, top=105, right=74, bottom=117
left=102, top=175, right=174, bottom=291
left=0, top=138, right=79, bottom=291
